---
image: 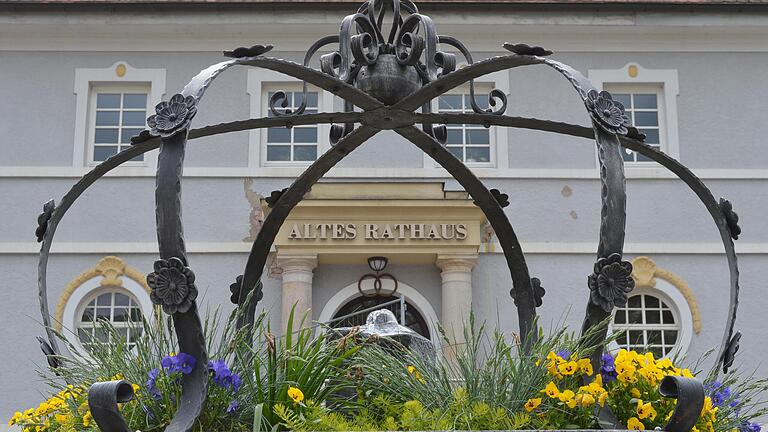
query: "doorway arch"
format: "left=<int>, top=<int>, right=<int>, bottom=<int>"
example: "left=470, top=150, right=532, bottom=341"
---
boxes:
left=318, top=280, right=440, bottom=342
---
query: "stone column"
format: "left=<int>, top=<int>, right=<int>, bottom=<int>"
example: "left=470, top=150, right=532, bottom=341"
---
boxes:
left=277, top=254, right=318, bottom=331
left=436, top=254, right=477, bottom=349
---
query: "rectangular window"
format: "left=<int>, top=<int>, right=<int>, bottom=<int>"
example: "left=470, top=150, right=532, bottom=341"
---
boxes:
left=605, top=85, right=664, bottom=164
left=266, top=90, right=319, bottom=163
left=89, top=84, right=149, bottom=163
left=437, top=92, right=492, bottom=165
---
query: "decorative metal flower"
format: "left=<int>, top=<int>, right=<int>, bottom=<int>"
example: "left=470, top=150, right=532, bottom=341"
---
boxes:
left=503, top=42, right=552, bottom=57
left=626, top=126, right=647, bottom=142
left=587, top=253, right=635, bottom=313
left=491, top=189, right=510, bottom=208
left=473, top=188, right=509, bottom=208
left=35, top=199, right=55, bottom=242
left=510, top=277, right=546, bottom=308
left=223, top=44, right=273, bottom=58
left=229, top=275, right=263, bottom=305
left=147, top=94, right=198, bottom=138
left=584, top=90, right=630, bottom=135
left=147, top=257, right=198, bottom=315
left=265, top=188, right=287, bottom=208
left=722, top=331, right=741, bottom=373
left=719, top=197, right=741, bottom=240
left=36, top=336, right=60, bottom=369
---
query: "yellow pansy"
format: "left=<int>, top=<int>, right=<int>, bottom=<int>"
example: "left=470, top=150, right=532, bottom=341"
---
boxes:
left=631, top=388, right=642, bottom=398
left=524, top=398, right=542, bottom=412
left=627, top=417, right=645, bottom=430
left=558, top=389, right=575, bottom=403
left=598, top=391, right=609, bottom=407
left=287, top=386, right=304, bottom=404
left=558, top=361, right=579, bottom=376
left=578, top=358, right=594, bottom=376
left=636, top=400, right=657, bottom=421
left=82, top=411, right=92, bottom=427
left=542, top=381, right=560, bottom=398
left=577, top=393, right=596, bottom=407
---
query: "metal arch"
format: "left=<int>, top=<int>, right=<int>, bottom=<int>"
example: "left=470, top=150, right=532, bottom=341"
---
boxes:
left=236, top=126, right=381, bottom=328
left=414, top=111, right=741, bottom=375
left=395, top=125, right=538, bottom=344
left=35, top=113, right=356, bottom=357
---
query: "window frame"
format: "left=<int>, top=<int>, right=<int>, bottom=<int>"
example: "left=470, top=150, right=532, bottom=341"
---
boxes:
left=604, top=83, right=666, bottom=165
left=247, top=70, right=335, bottom=169
left=74, top=286, right=145, bottom=352
left=427, top=78, right=507, bottom=169
left=607, top=284, right=693, bottom=359
left=433, top=89, right=496, bottom=167
left=588, top=63, right=680, bottom=168
left=86, top=83, right=152, bottom=166
left=73, top=62, right=165, bottom=170
left=261, top=86, right=322, bottom=165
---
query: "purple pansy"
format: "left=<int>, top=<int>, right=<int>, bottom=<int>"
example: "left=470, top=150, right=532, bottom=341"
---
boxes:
left=208, top=359, right=242, bottom=392
left=739, top=421, right=761, bottom=432
left=600, top=352, right=617, bottom=382
left=162, top=352, right=197, bottom=375
left=556, top=349, right=572, bottom=360
left=146, top=368, right=162, bottom=400
left=227, top=400, right=240, bottom=414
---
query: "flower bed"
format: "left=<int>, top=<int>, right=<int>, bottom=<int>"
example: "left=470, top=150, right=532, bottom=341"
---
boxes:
left=8, top=310, right=767, bottom=432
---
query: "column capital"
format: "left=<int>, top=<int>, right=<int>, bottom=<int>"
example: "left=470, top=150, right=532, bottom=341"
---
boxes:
left=435, top=254, right=477, bottom=273
left=275, top=254, right=318, bottom=275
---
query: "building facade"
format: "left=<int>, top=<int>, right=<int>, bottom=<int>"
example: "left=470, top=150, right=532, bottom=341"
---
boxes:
left=1, top=0, right=767, bottom=422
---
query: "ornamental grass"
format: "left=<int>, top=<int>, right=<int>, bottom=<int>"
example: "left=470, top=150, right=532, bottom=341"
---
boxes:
left=8, top=307, right=767, bottom=431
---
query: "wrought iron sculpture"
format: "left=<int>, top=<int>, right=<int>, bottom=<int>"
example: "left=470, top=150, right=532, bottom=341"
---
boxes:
left=34, top=0, right=744, bottom=430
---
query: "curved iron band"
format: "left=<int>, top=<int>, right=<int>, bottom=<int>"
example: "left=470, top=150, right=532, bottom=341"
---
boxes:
left=37, top=140, right=156, bottom=355
left=154, top=130, right=209, bottom=432
left=416, top=112, right=739, bottom=374
left=35, top=113, right=358, bottom=357
left=396, top=125, right=539, bottom=345
left=88, top=379, right=135, bottom=432
left=237, top=126, right=381, bottom=328
left=659, top=376, right=706, bottom=432
left=397, top=55, right=627, bottom=356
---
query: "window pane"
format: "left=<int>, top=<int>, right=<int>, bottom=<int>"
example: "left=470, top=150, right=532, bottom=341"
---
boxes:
left=123, top=93, right=147, bottom=109
left=465, top=129, right=489, bottom=145
left=664, top=330, right=678, bottom=344
left=121, top=128, right=144, bottom=144
left=628, top=310, right=643, bottom=324
left=640, top=129, right=660, bottom=144
left=646, top=310, right=661, bottom=324
left=447, top=146, right=463, bottom=160
left=612, top=93, right=631, bottom=108
left=304, top=92, right=318, bottom=108
left=445, top=129, right=463, bottom=144
left=267, top=145, right=291, bottom=161
left=634, top=111, right=658, bottom=127
left=466, top=147, right=490, bottom=163
left=97, top=93, right=121, bottom=109
left=439, top=95, right=462, bottom=110
left=81, top=309, right=94, bottom=322
left=628, top=330, right=644, bottom=345
left=113, top=308, right=128, bottom=322
left=294, top=127, right=317, bottom=143
left=93, top=146, right=118, bottom=161
left=96, top=111, right=120, bottom=126
left=130, top=308, right=143, bottom=321
left=294, top=145, right=317, bottom=161
left=636, top=152, right=654, bottom=162
left=633, top=94, right=657, bottom=109
left=613, top=310, right=627, bottom=324
left=467, top=94, right=489, bottom=110
left=114, top=294, right=129, bottom=306
left=622, top=149, right=637, bottom=162
left=122, top=111, right=146, bottom=126
left=662, top=310, right=674, bottom=324
left=95, top=128, right=119, bottom=144
left=645, top=296, right=660, bottom=308
left=267, top=128, right=291, bottom=143
left=647, top=330, right=662, bottom=345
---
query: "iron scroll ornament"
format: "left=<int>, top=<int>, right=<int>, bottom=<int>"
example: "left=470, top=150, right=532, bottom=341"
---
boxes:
left=32, top=0, right=745, bottom=429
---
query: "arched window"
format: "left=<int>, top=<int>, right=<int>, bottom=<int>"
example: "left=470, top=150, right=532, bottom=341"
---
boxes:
left=612, top=291, right=680, bottom=358
left=608, top=257, right=699, bottom=358
left=56, top=256, right=154, bottom=353
left=330, top=295, right=431, bottom=339
left=76, top=287, right=144, bottom=350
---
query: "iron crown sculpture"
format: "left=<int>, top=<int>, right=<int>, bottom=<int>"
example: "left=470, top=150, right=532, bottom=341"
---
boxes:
left=34, top=0, right=743, bottom=430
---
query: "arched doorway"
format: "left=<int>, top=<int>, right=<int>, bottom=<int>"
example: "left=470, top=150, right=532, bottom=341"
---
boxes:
left=318, top=280, right=440, bottom=342
left=330, top=295, right=430, bottom=339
